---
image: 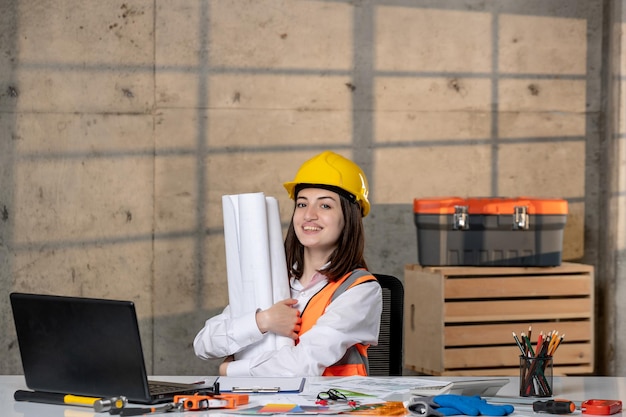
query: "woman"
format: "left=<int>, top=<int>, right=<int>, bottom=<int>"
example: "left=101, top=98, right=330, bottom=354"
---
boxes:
left=193, top=151, right=382, bottom=376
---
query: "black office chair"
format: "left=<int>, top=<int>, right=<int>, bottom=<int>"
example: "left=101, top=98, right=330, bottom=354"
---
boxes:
left=368, top=274, right=404, bottom=376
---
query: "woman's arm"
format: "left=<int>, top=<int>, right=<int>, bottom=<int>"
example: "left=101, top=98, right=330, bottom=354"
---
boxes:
left=194, top=298, right=302, bottom=360
left=193, top=305, right=264, bottom=359
left=225, top=281, right=383, bottom=376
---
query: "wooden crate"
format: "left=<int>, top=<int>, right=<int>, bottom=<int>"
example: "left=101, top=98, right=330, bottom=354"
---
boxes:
left=403, top=262, right=594, bottom=376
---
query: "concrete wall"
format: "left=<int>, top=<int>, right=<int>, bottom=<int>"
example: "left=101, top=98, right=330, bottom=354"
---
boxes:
left=0, top=0, right=619, bottom=375
left=612, top=0, right=626, bottom=376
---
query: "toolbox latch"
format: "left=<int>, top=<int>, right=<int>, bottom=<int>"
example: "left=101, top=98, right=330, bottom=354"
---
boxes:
left=513, top=206, right=529, bottom=230
left=453, top=206, right=469, bottom=230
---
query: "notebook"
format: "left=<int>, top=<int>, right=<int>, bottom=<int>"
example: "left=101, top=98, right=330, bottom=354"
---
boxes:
left=10, top=292, right=205, bottom=404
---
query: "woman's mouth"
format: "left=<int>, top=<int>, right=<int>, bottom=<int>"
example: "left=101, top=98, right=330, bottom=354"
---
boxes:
left=303, top=225, right=322, bottom=232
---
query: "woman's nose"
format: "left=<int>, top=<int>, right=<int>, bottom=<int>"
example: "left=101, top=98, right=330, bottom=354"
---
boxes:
left=304, top=205, right=317, bottom=221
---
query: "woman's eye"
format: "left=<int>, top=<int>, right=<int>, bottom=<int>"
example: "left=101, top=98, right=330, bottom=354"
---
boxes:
left=321, top=203, right=331, bottom=209
left=296, top=202, right=307, bottom=208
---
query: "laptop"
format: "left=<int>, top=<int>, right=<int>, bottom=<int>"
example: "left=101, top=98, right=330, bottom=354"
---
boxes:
left=10, top=292, right=207, bottom=404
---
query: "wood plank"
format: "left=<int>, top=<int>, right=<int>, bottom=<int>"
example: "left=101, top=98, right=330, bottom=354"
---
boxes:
left=404, top=266, right=445, bottom=374
left=438, top=365, right=594, bottom=376
left=445, top=275, right=592, bottom=299
left=444, top=321, right=592, bottom=346
left=408, top=262, right=594, bottom=278
left=405, top=364, right=593, bottom=377
left=444, top=298, right=592, bottom=322
left=443, top=343, right=592, bottom=369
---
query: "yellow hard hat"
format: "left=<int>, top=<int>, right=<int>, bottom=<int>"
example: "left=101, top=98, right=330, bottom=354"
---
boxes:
left=284, top=150, right=370, bottom=217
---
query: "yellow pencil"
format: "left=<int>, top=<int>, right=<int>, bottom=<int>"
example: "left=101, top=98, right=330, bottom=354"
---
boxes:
left=550, top=334, right=565, bottom=355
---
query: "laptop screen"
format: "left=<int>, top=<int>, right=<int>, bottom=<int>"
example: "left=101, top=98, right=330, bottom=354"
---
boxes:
left=10, top=292, right=153, bottom=402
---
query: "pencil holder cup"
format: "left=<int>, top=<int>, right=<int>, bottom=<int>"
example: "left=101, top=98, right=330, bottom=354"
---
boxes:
left=519, top=355, right=553, bottom=397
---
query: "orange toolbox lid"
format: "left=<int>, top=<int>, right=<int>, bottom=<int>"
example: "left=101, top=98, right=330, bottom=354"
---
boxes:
left=413, top=197, right=568, bottom=215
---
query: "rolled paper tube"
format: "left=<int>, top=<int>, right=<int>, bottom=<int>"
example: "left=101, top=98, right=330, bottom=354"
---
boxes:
left=222, top=193, right=294, bottom=360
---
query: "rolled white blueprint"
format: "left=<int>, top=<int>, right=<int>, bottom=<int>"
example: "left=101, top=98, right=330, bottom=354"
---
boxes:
left=238, top=193, right=273, bottom=312
left=222, top=192, right=294, bottom=360
left=265, top=196, right=293, bottom=351
left=222, top=196, right=255, bottom=316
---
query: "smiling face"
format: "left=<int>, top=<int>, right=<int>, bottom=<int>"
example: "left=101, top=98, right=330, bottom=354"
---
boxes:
left=293, top=188, right=345, bottom=257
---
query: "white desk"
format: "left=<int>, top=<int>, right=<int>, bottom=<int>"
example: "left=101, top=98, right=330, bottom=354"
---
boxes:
left=2, top=375, right=625, bottom=417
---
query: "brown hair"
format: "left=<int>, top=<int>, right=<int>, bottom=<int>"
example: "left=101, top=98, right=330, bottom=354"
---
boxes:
left=284, top=192, right=368, bottom=282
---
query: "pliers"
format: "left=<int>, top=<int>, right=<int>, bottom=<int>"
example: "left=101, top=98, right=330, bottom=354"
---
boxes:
left=408, top=398, right=443, bottom=417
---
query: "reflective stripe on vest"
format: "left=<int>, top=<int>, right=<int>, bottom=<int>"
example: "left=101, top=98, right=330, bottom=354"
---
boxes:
left=297, top=269, right=377, bottom=376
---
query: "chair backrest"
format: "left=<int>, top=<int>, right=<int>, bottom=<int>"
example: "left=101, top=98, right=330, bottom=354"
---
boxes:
left=368, top=274, right=404, bottom=376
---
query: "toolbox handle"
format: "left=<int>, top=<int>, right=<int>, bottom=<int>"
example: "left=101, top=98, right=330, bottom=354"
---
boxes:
left=453, top=206, right=469, bottom=230
left=513, top=206, right=529, bottom=230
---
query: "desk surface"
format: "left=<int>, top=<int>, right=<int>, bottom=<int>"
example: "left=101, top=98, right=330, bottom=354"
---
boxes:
left=2, top=375, right=625, bottom=417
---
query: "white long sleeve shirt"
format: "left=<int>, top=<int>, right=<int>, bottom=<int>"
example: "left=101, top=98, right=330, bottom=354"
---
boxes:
left=193, top=272, right=382, bottom=376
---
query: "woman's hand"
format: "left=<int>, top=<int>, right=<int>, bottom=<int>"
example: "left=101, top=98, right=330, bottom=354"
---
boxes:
left=219, top=355, right=234, bottom=376
left=256, top=298, right=301, bottom=340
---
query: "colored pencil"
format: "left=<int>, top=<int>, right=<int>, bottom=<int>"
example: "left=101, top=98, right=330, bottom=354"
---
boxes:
left=537, top=331, right=544, bottom=351
left=522, top=332, right=536, bottom=357
left=549, top=334, right=565, bottom=356
left=513, top=332, right=525, bottom=355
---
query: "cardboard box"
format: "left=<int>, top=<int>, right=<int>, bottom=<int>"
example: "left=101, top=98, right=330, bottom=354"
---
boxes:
left=414, top=197, right=568, bottom=266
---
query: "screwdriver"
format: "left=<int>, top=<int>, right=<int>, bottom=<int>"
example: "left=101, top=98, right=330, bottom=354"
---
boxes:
left=533, top=399, right=576, bottom=414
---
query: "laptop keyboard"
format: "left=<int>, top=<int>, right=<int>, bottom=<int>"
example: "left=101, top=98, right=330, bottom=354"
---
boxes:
left=149, top=381, right=189, bottom=395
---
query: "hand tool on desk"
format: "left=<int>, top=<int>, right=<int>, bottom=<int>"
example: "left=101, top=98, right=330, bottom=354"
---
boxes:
left=173, top=392, right=249, bottom=411
left=486, top=396, right=584, bottom=413
left=533, top=399, right=576, bottom=414
left=409, top=399, right=441, bottom=417
left=581, top=399, right=623, bottom=415
left=118, top=402, right=179, bottom=416
left=14, top=389, right=127, bottom=412
left=117, top=391, right=250, bottom=415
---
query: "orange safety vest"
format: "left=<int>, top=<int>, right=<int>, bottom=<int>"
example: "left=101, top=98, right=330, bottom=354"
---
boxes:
left=296, top=269, right=378, bottom=376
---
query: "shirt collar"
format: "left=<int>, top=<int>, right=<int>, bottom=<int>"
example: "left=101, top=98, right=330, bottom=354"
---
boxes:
left=290, top=262, right=330, bottom=291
